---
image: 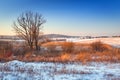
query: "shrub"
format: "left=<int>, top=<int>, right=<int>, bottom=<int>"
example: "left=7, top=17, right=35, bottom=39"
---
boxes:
left=13, top=46, right=28, bottom=57
left=90, top=41, right=109, bottom=52
left=0, top=41, right=12, bottom=51
left=0, top=41, right=13, bottom=58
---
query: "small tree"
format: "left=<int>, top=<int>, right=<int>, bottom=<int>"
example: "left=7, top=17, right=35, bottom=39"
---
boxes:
left=13, top=11, right=46, bottom=50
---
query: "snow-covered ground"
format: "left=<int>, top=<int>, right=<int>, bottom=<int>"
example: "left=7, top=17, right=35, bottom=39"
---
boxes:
left=0, top=60, right=120, bottom=80
left=66, top=37, right=120, bottom=48
left=51, top=37, right=120, bottom=48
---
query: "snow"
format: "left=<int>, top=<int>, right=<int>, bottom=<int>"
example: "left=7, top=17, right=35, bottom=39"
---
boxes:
left=52, top=37, right=120, bottom=48
left=0, top=60, right=120, bottom=80
left=66, top=37, right=120, bottom=48
left=55, top=46, right=63, bottom=51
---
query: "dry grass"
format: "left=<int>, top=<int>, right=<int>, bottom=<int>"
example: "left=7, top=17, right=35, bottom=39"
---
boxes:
left=60, top=53, right=71, bottom=61
left=0, top=41, right=13, bottom=60
left=61, top=42, right=74, bottom=53
left=43, top=41, right=120, bottom=63
left=0, top=41, right=120, bottom=63
left=42, top=41, right=63, bottom=47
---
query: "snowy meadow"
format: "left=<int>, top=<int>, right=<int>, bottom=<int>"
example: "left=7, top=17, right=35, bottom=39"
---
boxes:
left=0, top=60, right=120, bottom=80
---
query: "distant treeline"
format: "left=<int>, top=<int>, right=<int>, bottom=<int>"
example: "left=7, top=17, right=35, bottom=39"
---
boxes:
left=0, top=34, right=120, bottom=40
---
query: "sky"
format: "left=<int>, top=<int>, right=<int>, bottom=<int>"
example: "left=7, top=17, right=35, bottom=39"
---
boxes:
left=0, top=0, right=120, bottom=36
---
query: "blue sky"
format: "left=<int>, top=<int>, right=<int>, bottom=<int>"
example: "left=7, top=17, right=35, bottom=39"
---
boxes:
left=0, top=0, right=120, bottom=36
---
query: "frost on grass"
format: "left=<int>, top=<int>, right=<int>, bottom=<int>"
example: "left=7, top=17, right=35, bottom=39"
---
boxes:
left=0, top=60, right=120, bottom=80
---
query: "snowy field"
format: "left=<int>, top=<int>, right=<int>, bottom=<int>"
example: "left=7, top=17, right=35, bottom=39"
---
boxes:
left=0, top=60, right=120, bottom=80
left=0, top=37, right=120, bottom=80
left=51, top=37, right=120, bottom=48
left=66, top=37, right=120, bottom=48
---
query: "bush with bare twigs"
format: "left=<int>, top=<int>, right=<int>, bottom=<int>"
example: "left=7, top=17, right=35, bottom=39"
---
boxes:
left=90, top=41, right=110, bottom=52
left=0, top=41, right=13, bottom=59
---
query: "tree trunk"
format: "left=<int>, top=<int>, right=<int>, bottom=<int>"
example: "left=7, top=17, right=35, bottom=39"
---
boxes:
left=35, top=39, right=39, bottom=51
left=28, top=41, right=33, bottom=50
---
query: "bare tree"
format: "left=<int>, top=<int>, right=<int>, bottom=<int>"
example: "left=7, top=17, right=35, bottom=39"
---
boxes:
left=13, top=11, right=46, bottom=50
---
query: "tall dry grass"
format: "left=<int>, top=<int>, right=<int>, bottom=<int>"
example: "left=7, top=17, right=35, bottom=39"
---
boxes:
left=0, top=41, right=13, bottom=59
left=61, top=42, right=74, bottom=53
left=1, top=41, right=120, bottom=63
